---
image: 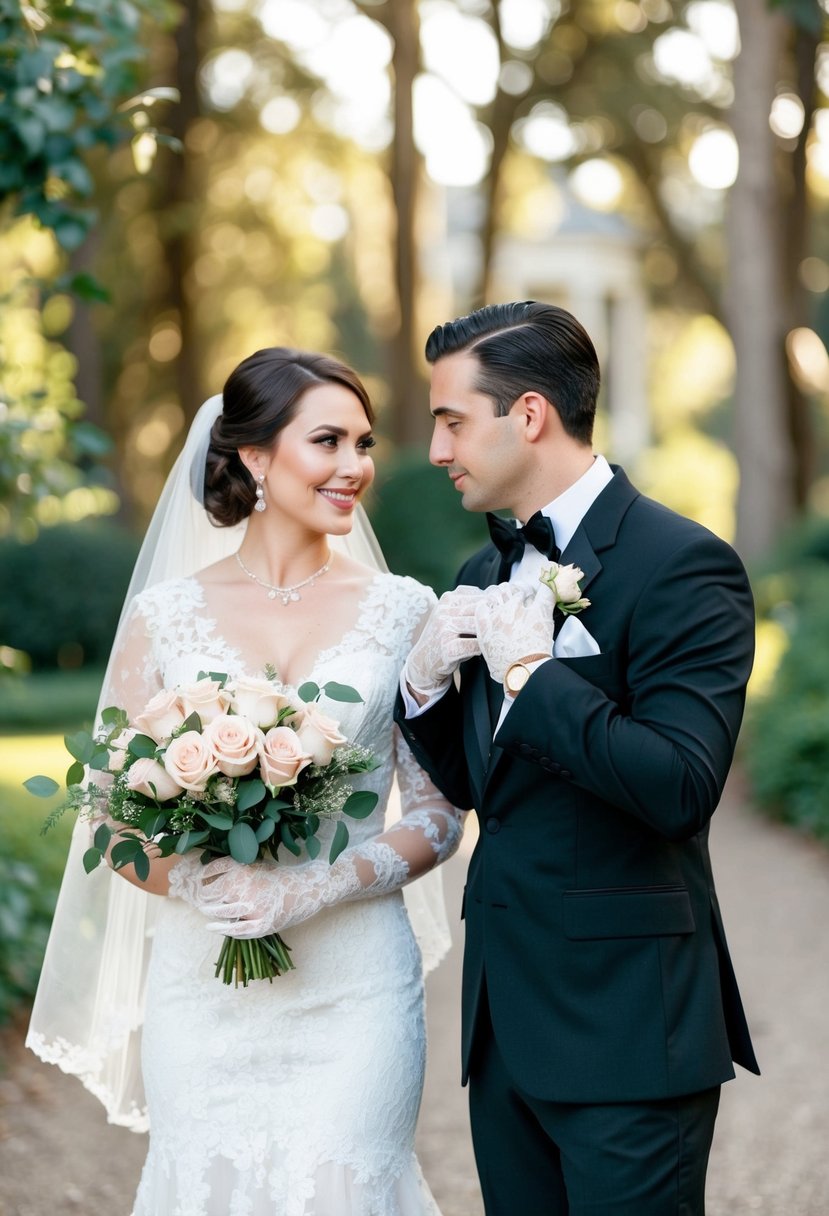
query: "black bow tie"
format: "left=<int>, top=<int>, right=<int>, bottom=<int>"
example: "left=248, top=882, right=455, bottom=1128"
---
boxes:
left=486, top=511, right=560, bottom=569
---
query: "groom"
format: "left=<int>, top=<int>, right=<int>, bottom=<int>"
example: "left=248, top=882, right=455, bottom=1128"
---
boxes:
left=395, top=301, right=759, bottom=1214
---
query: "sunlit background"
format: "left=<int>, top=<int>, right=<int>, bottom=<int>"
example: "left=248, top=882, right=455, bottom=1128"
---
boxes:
left=3, top=14, right=829, bottom=1207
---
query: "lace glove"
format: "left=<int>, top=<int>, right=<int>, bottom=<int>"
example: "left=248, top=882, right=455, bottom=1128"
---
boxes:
left=403, top=587, right=483, bottom=699
left=475, top=582, right=554, bottom=684
left=168, top=852, right=236, bottom=914
left=196, top=804, right=464, bottom=939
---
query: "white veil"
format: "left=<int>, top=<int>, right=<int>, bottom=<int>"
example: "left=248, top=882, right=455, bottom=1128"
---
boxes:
left=26, top=393, right=450, bottom=1132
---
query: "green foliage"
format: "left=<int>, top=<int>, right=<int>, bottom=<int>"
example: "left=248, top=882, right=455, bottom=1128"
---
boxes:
left=0, top=667, right=103, bottom=728
left=368, top=450, right=489, bottom=594
left=745, top=565, right=829, bottom=842
left=0, top=520, right=139, bottom=669
left=0, top=855, right=56, bottom=1023
left=0, top=0, right=177, bottom=246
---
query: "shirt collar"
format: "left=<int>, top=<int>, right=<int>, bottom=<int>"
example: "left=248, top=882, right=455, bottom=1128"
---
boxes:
left=538, top=454, right=613, bottom=553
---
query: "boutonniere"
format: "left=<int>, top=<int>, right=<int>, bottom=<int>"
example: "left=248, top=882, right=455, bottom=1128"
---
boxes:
left=539, top=562, right=591, bottom=616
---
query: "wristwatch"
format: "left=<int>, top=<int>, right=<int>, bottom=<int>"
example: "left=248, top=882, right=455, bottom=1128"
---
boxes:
left=503, top=653, right=552, bottom=696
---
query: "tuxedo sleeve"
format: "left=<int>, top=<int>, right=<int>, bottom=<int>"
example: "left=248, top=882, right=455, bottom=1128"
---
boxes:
left=394, top=682, right=473, bottom=812
left=494, top=531, right=754, bottom=841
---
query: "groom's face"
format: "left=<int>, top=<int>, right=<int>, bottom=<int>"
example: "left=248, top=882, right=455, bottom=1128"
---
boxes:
left=429, top=351, right=524, bottom=513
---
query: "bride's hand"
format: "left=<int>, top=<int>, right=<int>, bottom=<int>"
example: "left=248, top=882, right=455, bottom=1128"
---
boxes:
left=202, top=858, right=333, bottom=937
left=168, top=853, right=239, bottom=913
left=404, top=586, right=482, bottom=701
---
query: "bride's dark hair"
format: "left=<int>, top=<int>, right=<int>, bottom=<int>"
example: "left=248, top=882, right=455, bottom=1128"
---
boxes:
left=204, top=346, right=375, bottom=527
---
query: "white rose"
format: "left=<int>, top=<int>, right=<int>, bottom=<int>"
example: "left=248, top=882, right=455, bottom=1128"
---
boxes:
left=295, top=703, right=348, bottom=767
left=229, top=676, right=292, bottom=729
left=178, top=677, right=231, bottom=725
left=540, top=562, right=590, bottom=611
left=164, top=731, right=219, bottom=792
left=203, top=713, right=264, bottom=778
left=258, top=726, right=313, bottom=789
left=125, top=756, right=183, bottom=802
left=107, top=727, right=136, bottom=773
left=134, top=688, right=185, bottom=742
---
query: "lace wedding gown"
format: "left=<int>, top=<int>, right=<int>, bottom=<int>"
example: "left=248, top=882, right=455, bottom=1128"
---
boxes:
left=106, top=571, right=454, bottom=1216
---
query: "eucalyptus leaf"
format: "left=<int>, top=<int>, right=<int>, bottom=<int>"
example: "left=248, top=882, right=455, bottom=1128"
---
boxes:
left=236, top=778, right=266, bottom=812
left=132, top=850, right=151, bottom=883
left=197, top=811, right=234, bottom=830
left=263, top=798, right=290, bottom=820
left=280, top=822, right=302, bottom=857
left=180, top=711, right=201, bottom=733
left=66, top=758, right=84, bottom=787
left=64, top=730, right=94, bottom=763
left=305, top=833, right=321, bottom=860
left=111, top=837, right=143, bottom=866
left=82, top=847, right=102, bottom=874
left=342, top=790, right=379, bottom=820
left=93, top=823, right=112, bottom=852
left=139, top=808, right=167, bottom=837
left=128, top=733, right=158, bottom=759
left=175, top=829, right=209, bottom=853
left=88, top=747, right=110, bottom=771
left=298, top=681, right=320, bottom=703
left=23, top=775, right=60, bottom=798
left=255, top=820, right=276, bottom=843
left=328, top=820, right=350, bottom=864
left=321, top=681, right=364, bottom=703
left=228, top=821, right=259, bottom=864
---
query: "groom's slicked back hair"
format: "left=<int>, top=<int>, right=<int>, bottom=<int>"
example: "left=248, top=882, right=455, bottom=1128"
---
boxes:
left=425, top=301, right=600, bottom=443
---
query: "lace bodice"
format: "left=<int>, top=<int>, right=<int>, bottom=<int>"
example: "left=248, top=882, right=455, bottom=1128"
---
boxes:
left=111, top=572, right=448, bottom=858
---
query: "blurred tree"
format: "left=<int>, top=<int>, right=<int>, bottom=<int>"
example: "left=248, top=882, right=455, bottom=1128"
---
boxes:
left=0, top=0, right=179, bottom=537
left=727, top=0, right=826, bottom=558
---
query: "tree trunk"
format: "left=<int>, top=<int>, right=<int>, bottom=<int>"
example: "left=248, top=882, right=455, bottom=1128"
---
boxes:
left=783, top=26, right=819, bottom=508
left=374, top=0, right=429, bottom=445
left=727, top=0, right=794, bottom=560
left=164, top=0, right=204, bottom=427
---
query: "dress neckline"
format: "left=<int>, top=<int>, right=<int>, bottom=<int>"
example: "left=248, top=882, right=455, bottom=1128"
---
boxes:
left=180, top=570, right=387, bottom=691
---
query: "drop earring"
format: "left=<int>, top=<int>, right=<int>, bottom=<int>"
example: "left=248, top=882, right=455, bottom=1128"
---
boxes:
left=254, top=474, right=267, bottom=513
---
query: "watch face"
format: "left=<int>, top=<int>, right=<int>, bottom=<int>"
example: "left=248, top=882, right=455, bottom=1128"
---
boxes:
left=506, top=664, right=530, bottom=693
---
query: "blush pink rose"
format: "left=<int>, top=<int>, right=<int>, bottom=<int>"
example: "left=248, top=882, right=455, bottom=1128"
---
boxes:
left=203, top=714, right=263, bottom=778
left=178, top=678, right=231, bottom=725
left=125, top=757, right=183, bottom=802
left=164, top=731, right=219, bottom=792
left=229, top=676, right=293, bottom=729
left=258, top=727, right=312, bottom=789
left=295, top=703, right=347, bottom=767
left=134, top=688, right=185, bottom=742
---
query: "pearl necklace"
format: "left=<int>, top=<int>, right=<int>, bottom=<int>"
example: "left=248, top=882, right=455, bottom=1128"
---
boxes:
left=235, top=550, right=331, bottom=605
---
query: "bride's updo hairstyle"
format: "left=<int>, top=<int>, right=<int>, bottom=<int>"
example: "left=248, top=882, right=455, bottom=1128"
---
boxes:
left=204, top=346, right=375, bottom=527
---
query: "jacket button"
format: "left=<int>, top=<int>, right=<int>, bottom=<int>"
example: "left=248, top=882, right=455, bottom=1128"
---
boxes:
left=560, top=768, right=572, bottom=779
left=485, top=817, right=501, bottom=834
left=519, top=743, right=531, bottom=755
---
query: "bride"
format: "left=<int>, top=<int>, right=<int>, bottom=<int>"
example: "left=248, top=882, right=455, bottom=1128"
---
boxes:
left=27, top=347, right=465, bottom=1215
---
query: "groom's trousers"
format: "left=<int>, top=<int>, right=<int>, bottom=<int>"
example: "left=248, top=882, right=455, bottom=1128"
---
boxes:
left=467, top=992, right=721, bottom=1216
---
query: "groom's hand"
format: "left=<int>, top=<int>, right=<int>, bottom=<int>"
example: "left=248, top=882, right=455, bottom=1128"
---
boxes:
left=404, top=587, right=483, bottom=704
left=475, top=584, right=554, bottom=685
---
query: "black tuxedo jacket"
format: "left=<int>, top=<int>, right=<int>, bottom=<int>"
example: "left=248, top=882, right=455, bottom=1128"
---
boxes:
left=395, top=467, right=760, bottom=1103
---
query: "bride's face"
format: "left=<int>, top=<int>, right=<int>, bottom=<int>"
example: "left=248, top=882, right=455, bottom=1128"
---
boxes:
left=247, top=382, right=375, bottom=536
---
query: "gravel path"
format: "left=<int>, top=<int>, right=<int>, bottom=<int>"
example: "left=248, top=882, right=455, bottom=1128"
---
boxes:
left=1, top=771, right=827, bottom=1215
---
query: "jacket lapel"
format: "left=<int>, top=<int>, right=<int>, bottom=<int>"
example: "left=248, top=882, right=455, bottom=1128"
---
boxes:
left=481, top=466, right=639, bottom=793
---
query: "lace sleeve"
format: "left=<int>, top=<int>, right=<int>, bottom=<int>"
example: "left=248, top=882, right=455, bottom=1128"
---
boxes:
left=197, top=728, right=466, bottom=940
left=101, top=597, right=163, bottom=722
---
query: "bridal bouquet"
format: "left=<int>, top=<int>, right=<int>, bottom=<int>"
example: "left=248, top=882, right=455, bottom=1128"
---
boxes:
left=27, top=672, right=378, bottom=986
